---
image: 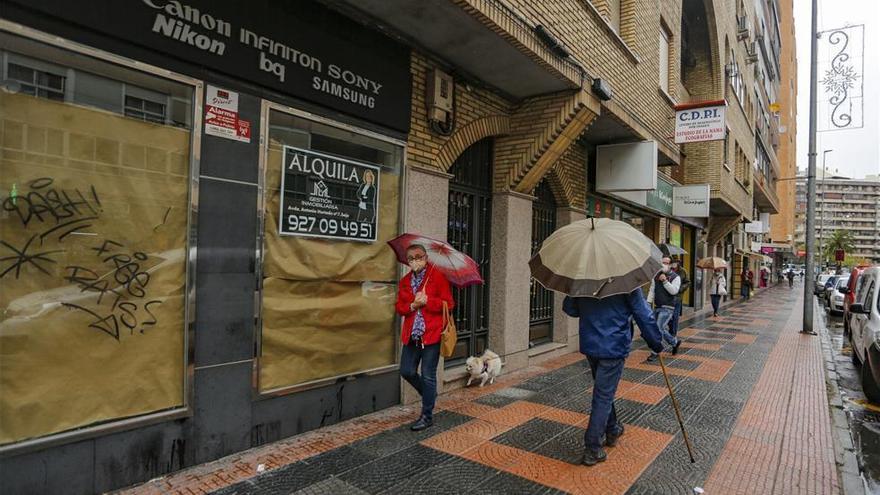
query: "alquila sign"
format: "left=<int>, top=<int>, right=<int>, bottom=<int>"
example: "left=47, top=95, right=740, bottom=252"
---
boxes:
left=5, top=0, right=412, bottom=132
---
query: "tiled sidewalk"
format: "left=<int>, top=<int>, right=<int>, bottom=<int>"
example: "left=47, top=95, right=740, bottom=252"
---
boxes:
left=120, top=286, right=840, bottom=495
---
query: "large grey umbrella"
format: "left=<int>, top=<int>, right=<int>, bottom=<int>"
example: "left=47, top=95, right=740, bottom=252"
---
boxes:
left=528, top=217, right=663, bottom=298
left=658, top=243, right=687, bottom=256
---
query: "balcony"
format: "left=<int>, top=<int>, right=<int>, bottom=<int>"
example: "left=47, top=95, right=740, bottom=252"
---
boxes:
left=331, top=0, right=583, bottom=99
left=753, top=167, right=780, bottom=214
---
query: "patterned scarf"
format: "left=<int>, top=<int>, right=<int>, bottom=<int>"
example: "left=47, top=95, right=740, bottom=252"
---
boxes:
left=410, top=268, right=427, bottom=341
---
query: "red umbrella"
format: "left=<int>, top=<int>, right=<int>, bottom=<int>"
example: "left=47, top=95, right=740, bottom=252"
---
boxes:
left=387, top=233, right=484, bottom=287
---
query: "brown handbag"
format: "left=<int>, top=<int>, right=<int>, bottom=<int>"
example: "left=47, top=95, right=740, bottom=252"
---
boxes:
left=440, top=301, right=457, bottom=358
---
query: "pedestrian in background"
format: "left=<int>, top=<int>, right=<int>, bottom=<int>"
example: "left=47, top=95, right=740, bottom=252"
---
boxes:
left=669, top=256, right=690, bottom=338
left=709, top=269, right=727, bottom=317
left=740, top=266, right=754, bottom=300
left=646, top=256, right=681, bottom=360
left=395, top=244, right=454, bottom=431
left=786, top=269, right=795, bottom=288
left=563, top=289, right=664, bottom=466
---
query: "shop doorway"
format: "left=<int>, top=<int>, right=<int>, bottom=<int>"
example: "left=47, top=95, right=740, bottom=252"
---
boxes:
left=447, top=139, right=493, bottom=364
left=529, top=180, right=556, bottom=346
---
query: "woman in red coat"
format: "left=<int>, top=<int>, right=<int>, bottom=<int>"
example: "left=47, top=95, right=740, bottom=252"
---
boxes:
left=396, top=243, right=454, bottom=431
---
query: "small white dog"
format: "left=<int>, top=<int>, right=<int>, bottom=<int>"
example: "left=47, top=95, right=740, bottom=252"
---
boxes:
left=465, top=350, right=502, bottom=387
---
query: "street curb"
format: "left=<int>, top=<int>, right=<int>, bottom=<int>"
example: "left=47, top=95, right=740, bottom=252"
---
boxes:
left=816, top=301, right=866, bottom=495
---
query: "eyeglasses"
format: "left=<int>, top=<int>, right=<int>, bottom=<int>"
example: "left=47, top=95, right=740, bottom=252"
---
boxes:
left=407, top=254, right=426, bottom=262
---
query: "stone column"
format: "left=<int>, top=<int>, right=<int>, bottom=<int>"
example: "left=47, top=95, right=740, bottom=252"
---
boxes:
left=401, top=166, right=451, bottom=406
left=552, top=207, right=587, bottom=351
left=488, top=191, right=534, bottom=373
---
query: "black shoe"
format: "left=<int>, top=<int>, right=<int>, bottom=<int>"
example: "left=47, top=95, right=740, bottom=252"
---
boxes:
left=647, top=353, right=658, bottom=362
left=410, top=416, right=433, bottom=431
left=582, top=448, right=607, bottom=466
left=605, top=426, right=625, bottom=447
left=672, top=340, right=681, bottom=356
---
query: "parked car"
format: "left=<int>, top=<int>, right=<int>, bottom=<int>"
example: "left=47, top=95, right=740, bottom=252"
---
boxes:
left=849, top=266, right=880, bottom=403
left=823, top=275, right=839, bottom=304
left=815, top=274, right=833, bottom=295
left=829, top=276, right=850, bottom=315
left=844, top=267, right=869, bottom=336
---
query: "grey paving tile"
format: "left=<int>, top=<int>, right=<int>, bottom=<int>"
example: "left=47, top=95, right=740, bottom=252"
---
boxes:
left=340, top=445, right=454, bottom=494
left=293, top=477, right=370, bottom=495
left=493, top=418, right=570, bottom=451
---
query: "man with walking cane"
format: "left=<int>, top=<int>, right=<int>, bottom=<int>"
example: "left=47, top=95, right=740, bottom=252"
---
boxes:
left=563, top=290, right=665, bottom=465
left=530, top=218, right=693, bottom=466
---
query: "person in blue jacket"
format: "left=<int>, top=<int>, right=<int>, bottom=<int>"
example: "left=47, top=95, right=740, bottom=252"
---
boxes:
left=563, top=288, right=665, bottom=466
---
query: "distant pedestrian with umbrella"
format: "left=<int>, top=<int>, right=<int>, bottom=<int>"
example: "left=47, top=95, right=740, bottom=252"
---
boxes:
left=388, top=234, right=483, bottom=432
left=530, top=218, right=674, bottom=466
left=697, top=257, right=728, bottom=318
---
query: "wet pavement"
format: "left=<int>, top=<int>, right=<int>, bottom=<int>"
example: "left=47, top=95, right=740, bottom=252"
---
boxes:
left=121, top=285, right=842, bottom=495
left=820, top=294, right=880, bottom=494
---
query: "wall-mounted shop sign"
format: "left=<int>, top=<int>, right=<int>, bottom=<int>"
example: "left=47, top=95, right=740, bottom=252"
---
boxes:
left=672, top=184, right=710, bottom=217
left=204, top=85, right=251, bottom=142
left=646, top=178, right=674, bottom=215
left=674, top=101, right=726, bottom=144
left=279, top=146, right=380, bottom=242
left=5, top=0, right=412, bottom=132
left=595, top=141, right=658, bottom=191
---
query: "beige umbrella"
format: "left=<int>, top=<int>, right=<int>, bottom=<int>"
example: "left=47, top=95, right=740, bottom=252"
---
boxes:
left=696, top=257, right=728, bottom=270
left=529, top=217, right=663, bottom=298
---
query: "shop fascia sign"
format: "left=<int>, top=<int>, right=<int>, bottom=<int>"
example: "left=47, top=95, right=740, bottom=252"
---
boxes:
left=672, top=184, right=710, bottom=217
left=608, top=176, right=673, bottom=216
left=674, top=100, right=726, bottom=144
left=7, top=0, right=412, bottom=132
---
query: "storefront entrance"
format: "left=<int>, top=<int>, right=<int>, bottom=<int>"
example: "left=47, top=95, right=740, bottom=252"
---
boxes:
left=529, top=180, right=556, bottom=346
left=447, top=139, right=492, bottom=364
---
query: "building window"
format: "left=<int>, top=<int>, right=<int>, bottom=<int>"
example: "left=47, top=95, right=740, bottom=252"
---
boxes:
left=728, top=50, right=745, bottom=107
left=6, top=61, right=65, bottom=101
left=659, top=27, right=671, bottom=93
left=606, top=0, right=621, bottom=32
left=124, top=94, right=166, bottom=124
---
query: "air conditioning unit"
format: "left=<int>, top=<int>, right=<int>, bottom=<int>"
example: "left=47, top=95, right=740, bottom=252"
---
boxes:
left=426, top=69, right=454, bottom=122
left=746, top=42, right=758, bottom=64
left=737, top=16, right=750, bottom=40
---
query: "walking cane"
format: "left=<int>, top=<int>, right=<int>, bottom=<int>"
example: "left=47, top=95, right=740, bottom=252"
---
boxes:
left=658, top=354, right=696, bottom=463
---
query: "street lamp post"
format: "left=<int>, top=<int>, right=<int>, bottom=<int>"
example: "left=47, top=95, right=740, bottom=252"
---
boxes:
left=818, top=149, right=832, bottom=270
left=803, top=0, right=819, bottom=335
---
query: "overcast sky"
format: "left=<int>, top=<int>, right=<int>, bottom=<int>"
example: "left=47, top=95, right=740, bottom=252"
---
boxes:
left=794, top=0, right=880, bottom=179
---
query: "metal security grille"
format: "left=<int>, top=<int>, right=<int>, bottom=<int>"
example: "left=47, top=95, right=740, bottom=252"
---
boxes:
left=446, top=139, right=492, bottom=365
left=529, top=180, right=556, bottom=345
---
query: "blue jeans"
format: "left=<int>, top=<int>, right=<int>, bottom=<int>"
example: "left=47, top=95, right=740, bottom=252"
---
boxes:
left=653, top=306, right=678, bottom=349
left=584, top=355, right=625, bottom=450
left=400, top=342, right=440, bottom=420
left=670, top=300, right=683, bottom=337
left=710, top=294, right=721, bottom=315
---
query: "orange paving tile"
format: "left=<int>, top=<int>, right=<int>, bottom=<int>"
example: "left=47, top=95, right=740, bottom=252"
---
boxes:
left=536, top=407, right=590, bottom=427
left=448, top=422, right=673, bottom=495
left=616, top=380, right=668, bottom=405
left=458, top=440, right=532, bottom=470
left=680, top=341, right=722, bottom=351
left=420, top=429, right=487, bottom=456
left=625, top=349, right=734, bottom=382
left=448, top=418, right=516, bottom=439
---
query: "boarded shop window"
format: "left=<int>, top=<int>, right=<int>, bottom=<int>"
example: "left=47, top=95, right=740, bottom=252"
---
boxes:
left=258, top=109, right=403, bottom=393
left=0, top=33, right=194, bottom=446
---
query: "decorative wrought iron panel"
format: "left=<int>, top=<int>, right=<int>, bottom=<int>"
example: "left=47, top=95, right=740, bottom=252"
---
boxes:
left=529, top=180, right=556, bottom=345
left=447, top=139, right=492, bottom=364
